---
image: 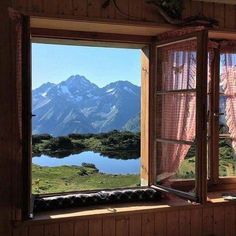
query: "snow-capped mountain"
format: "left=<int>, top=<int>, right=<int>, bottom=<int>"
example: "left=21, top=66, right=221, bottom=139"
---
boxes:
left=32, top=75, right=140, bottom=135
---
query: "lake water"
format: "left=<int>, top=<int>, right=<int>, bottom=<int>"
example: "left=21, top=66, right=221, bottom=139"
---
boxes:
left=33, top=151, right=140, bottom=174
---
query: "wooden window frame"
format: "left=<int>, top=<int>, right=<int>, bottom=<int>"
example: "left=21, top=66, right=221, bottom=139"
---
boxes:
left=208, top=47, right=236, bottom=191
left=27, top=27, right=155, bottom=212
left=21, top=20, right=236, bottom=219
left=149, top=30, right=208, bottom=203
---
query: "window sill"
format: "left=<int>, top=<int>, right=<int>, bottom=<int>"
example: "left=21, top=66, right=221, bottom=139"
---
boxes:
left=18, top=191, right=236, bottom=225
left=32, top=199, right=192, bottom=223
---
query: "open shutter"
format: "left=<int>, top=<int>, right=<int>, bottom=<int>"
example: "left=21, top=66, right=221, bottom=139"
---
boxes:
left=9, top=9, right=31, bottom=220
left=151, top=28, right=208, bottom=203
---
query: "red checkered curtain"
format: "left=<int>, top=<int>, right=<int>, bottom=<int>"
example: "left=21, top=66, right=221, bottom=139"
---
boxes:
left=221, top=42, right=236, bottom=152
left=156, top=40, right=197, bottom=177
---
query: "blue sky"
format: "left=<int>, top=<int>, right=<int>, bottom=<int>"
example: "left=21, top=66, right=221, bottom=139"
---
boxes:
left=32, top=43, right=141, bottom=89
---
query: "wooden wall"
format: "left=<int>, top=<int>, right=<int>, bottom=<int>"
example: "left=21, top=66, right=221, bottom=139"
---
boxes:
left=12, top=204, right=236, bottom=236
left=1, top=0, right=236, bottom=236
left=11, top=0, right=236, bottom=30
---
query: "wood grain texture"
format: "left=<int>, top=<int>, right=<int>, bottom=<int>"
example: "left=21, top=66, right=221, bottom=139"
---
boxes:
left=74, top=220, right=89, bottom=236
left=224, top=4, right=236, bottom=29
left=179, top=210, right=191, bottom=236
left=190, top=0, right=203, bottom=16
left=102, top=217, right=115, bottom=236
left=213, top=3, right=225, bottom=28
left=202, top=207, right=214, bottom=236
left=141, top=213, right=155, bottom=236
left=129, top=214, right=142, bottom=236
left=224, top=205, right=236, bottom=236
left=12, top=226, right=28, bottom=236
left=89, top=218, right=102, bottom=236
left=213, top=206, right=225, bottom=236
left=155, top=212, right=167, bottom=236
left=44, top=224, right=59, bottom=236
left=115, top=216, right=129, bottom=236
left=60, top=222, right=74, bottom=236
left=10, top=0, right=236, bottom=30
left=166, top=211, right=179, bottom=236
left=28, top=225, right=44, bottom=236
left=88, top=0, right=101, bottom=18
left=72, top=0, right=88, bottom=17
left=190, top=209, right=202, bottom=236
left=43, top=0, right=58, bottom=15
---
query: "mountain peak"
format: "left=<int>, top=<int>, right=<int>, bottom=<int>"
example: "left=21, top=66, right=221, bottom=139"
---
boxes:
left=60, top=75, right=98, bottom=90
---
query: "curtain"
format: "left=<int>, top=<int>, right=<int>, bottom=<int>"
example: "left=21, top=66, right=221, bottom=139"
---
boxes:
left=220, top=51, right=236, bottom=151
left=157, top=40, right=197, bottom=180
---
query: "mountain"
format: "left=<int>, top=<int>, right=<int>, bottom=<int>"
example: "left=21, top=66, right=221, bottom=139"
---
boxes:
left=123, top=113, right=140, bottom=132
left=32, top=75, right=140, bottom=135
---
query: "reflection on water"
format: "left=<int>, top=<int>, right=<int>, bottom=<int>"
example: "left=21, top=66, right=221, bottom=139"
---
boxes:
left=33, top=151, right=140, bottom=174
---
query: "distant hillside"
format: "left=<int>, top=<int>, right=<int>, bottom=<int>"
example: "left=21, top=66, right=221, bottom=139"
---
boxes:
left=32, top=75, right=140, bottom=135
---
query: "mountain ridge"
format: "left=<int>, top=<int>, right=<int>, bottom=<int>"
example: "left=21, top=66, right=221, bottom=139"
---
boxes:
left=32, top=75, right=140, bottom=135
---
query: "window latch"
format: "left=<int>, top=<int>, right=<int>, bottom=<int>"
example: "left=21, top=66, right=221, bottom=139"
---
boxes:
left=213, top=112, right=224, bottom=117
left=31, top=113, right=36, bottom=117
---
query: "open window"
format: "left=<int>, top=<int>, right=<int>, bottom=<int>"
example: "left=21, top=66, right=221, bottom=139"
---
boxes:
left=208, top=42, right=236, bottom=187
left=15, top=12, right=236, bottom=219
left=151, top=28, right=209, bottom=203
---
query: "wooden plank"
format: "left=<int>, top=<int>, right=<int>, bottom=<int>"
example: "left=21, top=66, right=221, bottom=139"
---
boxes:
left=115, top=216, right=129, bottom=236
left=203, top=2, right=214, bottom=18
left=58, top=0, right=73, bottom=15
left=12, top=226, right=28, bottom=236
left=89, top=218, right=102, bottom=236
left=114, top=0, right=129, bottom=20
left=74, top=220, right=89, bottom=236
left=202, top=207, right=214, bottom=236
left=72, top=0, right=88, bottom=17
left=128, top=0, right=142, bottom=20
left=141, top=46, right=151, bottom=186
left=44, top=223, right=59, bottom=236
left=190, top=0, right=203, bottom=16
left=166, top=211, right=179, bottom=236
left=190, top=208, right=202, bottom=236
left=213, top=206, right=225, bottom=236
left=30, top=0, right=43, bottom=13
left=155, top=212, right=167, bottom=236
left=88, top=0, right=102, bottom=18
left=129, top=214, right=142, bottom=236
left=13, top=0, right=28, bottom=11
left=196, top=30, right=208, bottom=204
left=142, top=213, right=155, bottom=236
left=182, top=0, right=191, bottom=18
left=31, top=28, right=151, bottom=45
left=224, top=205, right=236, bottom=236
left=141, top=0, right=165, bottom=22
left=224, top=4, right=236, bottom=29
left=43, top=0, right=58, bottom=15
left=102, top=216, right=115, bottom=236
left=213, top=3, right=225, bottom=28
left=60, top=222, right=74, bottom=236
left=28, top=225, right=44, bottom=236
left=101, top=0, right=116, bottom=19
left=209, top=48, right=220, bottom=184
left=179, top=210, right=191, bottom=236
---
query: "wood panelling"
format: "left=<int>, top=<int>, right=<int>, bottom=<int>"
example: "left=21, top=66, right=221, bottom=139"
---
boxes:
left=11, top=0, right=236, bottom=30
left=89, top=218, right=102, bottom=236
left=60, top=222, right=74, bottom=236
left=74, top=220, right=89, bottom=236
left=44, top=223, right=59, bottom=236
left=11, top=205, right=233, bottom=236
left=3, top=1, right=236, bottom=236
